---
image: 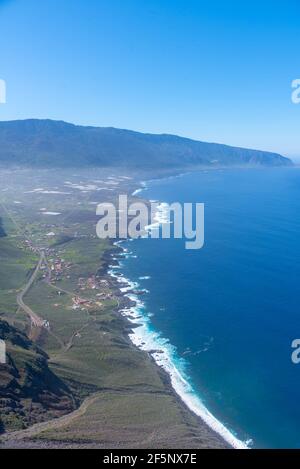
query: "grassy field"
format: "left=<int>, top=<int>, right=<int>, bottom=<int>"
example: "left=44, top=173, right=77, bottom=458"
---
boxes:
left=3, top=244, right=225, bottom=447
left=0, top=235, right=38, bottom=321
left=0, top=169, right=226, bottom=448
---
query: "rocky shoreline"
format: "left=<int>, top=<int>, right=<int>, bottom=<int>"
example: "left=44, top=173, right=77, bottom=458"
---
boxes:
left=1, top=174, right=231, bottom=449
left=104, top=241, right=230, bottom=449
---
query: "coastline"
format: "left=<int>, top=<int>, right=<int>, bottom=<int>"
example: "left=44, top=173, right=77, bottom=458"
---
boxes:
left=0, top=168, right=248, bottom=449
left=107, top=177, right=249, bottom=450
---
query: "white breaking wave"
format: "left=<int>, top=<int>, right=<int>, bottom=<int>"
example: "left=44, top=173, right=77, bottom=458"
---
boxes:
left=144, top=202, right=171, bottom=235
left=131, top=182, right=146, bottom=197
left=109, top=238, right=249, bottom=450
left=41, top=211, right=62, bottom=216
left=132, top=188, right=142, bottom=196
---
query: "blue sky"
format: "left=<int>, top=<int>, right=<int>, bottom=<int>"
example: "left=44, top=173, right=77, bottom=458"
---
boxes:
left=0, top=0, right=299, bottom=158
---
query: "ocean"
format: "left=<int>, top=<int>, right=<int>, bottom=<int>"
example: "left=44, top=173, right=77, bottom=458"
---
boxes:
left=111, top=167, right=300, bottom=448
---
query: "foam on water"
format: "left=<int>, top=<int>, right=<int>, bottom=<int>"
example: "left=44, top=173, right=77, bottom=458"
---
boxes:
left=132, top=188, right=143, bottom=196
left=107, top=183, right=250, bottom=448
left=41, top=211, right=62, bottom=216
left=109, top=242, right=249, bottom=450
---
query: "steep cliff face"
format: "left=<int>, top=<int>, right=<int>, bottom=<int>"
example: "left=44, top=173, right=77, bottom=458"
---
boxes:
left=0, top=320, right=75, bottom=432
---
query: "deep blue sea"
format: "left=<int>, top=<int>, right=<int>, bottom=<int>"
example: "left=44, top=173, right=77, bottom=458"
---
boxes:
left=118, top=168, right=300, bottom=448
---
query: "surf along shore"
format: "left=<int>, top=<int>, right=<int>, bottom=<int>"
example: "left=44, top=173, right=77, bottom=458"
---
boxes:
left=1, top=243, right=229, bottom=449
left=103, top=178, right=248, bottom=449
left=0, top=169, right=238, bottom=449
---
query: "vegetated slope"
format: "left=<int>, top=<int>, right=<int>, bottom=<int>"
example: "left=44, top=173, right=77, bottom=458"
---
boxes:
left=0, top=319, right=75, bottom=432
left=0, top=119, right=292, bottom=169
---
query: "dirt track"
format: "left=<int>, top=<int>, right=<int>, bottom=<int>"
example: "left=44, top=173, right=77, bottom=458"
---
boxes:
left=16, top=252, right=45, bottom=328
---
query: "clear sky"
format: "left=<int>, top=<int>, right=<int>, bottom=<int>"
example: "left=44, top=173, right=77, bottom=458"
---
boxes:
left=0, top=0, right=299, bottom=158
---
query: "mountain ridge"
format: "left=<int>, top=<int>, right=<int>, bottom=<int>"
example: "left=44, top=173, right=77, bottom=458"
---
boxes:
left=0, top=119, right=292, bottom=169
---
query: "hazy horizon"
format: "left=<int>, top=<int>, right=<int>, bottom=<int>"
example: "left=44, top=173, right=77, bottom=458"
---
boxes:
left=0, top=0, right=299, bottom=158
